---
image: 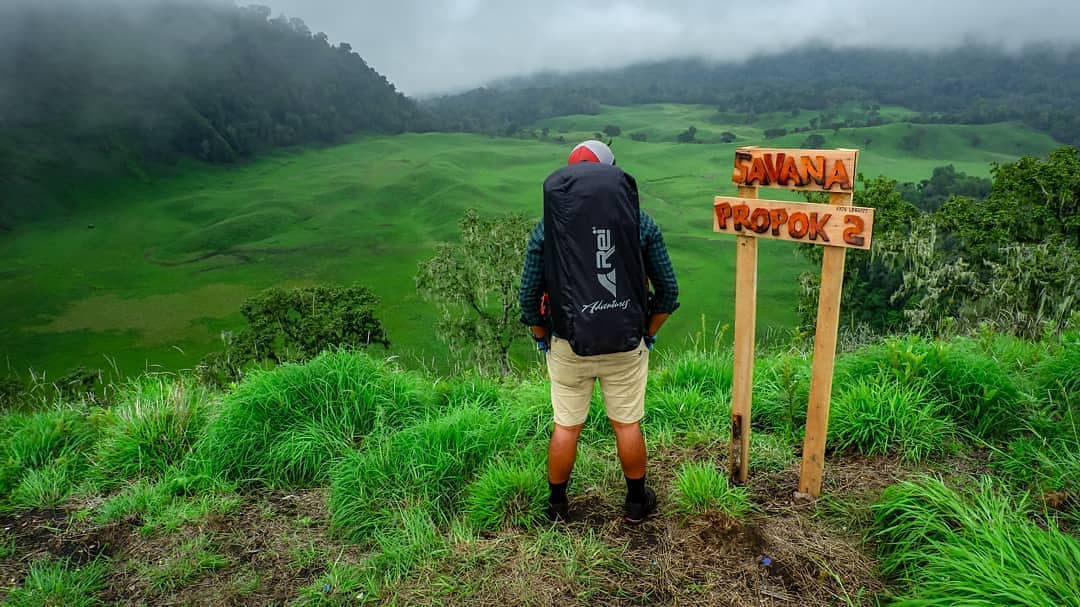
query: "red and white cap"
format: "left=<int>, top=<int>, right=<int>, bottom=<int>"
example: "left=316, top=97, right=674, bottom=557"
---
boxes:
left=567, top=140, right=615, bottom=165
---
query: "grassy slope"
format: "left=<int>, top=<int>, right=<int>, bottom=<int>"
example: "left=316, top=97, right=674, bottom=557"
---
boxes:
left=0, top=104, right=1061, bottom=377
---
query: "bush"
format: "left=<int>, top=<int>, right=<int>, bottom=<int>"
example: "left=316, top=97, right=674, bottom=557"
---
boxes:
left=195, top=351, right=437, bottom=487
left=1, top=406, right=95, bottom=502
left=93, top=376, right=213, bottom=481
left=828, top=378, right=954, bottom=461
left=751, top=352, right=811, bottom=434
left=673, top=461, right=750, bottom=516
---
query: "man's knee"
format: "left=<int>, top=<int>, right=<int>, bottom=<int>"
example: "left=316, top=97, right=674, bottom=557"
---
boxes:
left=608, top=418, right=641, bottom=432
left=552, top=422, right=585, bottom=439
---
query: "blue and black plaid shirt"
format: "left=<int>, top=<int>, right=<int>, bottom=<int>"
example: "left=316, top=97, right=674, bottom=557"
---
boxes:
left=518, top=210, right=680, bottom=327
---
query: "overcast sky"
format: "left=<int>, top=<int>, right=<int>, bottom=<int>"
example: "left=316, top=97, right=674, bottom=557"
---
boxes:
left=259, top=0, right=1080, bottom=96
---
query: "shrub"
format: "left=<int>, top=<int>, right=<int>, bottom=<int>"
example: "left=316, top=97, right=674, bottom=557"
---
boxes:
left=1032, top=333, right=1079, bottom=406
left=3, top=558, right=108, bottom=607
left=673, top=461, right=751, bottom=516
left=93, top=376, right=213, bottom=480
left=194, top=351, right=437, bottom=487
left=828, top=378, right=954, bottom=461
left=6, top=466, right=74, bottom=510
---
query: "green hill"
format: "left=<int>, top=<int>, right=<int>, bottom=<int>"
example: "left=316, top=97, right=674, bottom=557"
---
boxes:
left=0, top=104, right=1062, bottom=377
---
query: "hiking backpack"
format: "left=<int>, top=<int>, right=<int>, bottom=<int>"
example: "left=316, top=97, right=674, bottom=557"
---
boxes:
left=543, top=162, right=647, bottom=356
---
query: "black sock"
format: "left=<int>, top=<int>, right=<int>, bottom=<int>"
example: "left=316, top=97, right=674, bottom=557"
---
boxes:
left=549, top=480, right=568, bottom=503
left=626, top=475, right=646, bottom=502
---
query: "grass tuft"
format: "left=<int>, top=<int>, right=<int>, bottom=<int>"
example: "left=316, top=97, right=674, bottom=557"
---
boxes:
left=329, top=404, right=524, bottom=542
left=6, top=466, right=74, bottom=510
left=194, top=350, right=437, bottom=487
left=673, top=461, right=751, bottom=516
left=465, top=454, right=547, bottom=531
left=828, top=378, right=954, bottom=461
left=3, top=558, right=108, bottom=607
left=870, top=476, right=1080, bottom=606
left=93, top=375, right=212, bottom=481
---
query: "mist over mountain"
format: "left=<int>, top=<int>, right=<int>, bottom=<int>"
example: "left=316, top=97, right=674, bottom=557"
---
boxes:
left=427, top=45, right=1080, bottom=145
left=0, top=0, right=425, bottom=226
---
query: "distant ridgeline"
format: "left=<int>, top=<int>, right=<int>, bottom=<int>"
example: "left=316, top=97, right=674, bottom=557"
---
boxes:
left=0, top=1, right=430, bottom=226
left=426, top=46, right=1080, bottom=144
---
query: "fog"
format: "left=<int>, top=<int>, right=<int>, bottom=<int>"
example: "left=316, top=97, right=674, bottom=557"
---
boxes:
left=260, top=0, right=1080, bottom=95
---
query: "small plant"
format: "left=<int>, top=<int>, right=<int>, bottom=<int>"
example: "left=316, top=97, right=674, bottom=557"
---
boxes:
left=6, top=466, right=73, bottom=510
left=195, top=350, right=437, bottom=487
left=3, top=558, right=108, bottom=607
left=141, top=534, right=232, bottom=592
left=749, top=432, right=796, bottom=472
left=465, top=457, right=547, bottom=531
left=329, top=405, right=523, bottom=541
left=673, top=461, right=751, bottom=516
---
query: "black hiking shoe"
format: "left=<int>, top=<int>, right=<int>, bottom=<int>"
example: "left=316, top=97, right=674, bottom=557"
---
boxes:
left=624, top=486, right=657, bottom=524
left=546, top=499, right=569, bottom=523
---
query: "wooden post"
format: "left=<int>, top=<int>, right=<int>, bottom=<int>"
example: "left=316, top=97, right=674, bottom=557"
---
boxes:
left=730, top=185, right=758, bottom=483
left=798, top=191, right=850, bottom=497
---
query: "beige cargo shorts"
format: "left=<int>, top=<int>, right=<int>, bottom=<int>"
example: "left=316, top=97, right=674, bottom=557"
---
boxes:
left=546, top=336, right=650, bottom=427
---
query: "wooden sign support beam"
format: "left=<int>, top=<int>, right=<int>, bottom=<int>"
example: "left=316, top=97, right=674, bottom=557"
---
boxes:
left=798, top=191, right=850, bottom=497
left=712, top=147, right=871, bottom=498
left=730, top=185, right=758, bottom=484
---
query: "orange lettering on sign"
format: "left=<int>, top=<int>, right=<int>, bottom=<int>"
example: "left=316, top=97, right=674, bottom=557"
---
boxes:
left=716, top=202, right=733, bottom=229
left=824, top=160, right=851, bottom=190
left=778, top=155, right=801, bottom=185
left=769, top=209, right=789, bottom=236
left=808, top=213, right=831, bottom=242
left=789, top=212, right=809, bottom=238
left=732, top=152, right=752, bottom=183
left=801, top=156, right=825, bottom=185
left=763, top=153, right=785, bottom=185
left=843, top=214, right=866, bottom=246
left=746, top=158, right=768, bottom=185
left=733, top=204, right=751, bottom=231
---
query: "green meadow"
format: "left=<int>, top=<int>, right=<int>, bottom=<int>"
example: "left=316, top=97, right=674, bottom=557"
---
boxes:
left=0, top=104, right=1061, bottom=377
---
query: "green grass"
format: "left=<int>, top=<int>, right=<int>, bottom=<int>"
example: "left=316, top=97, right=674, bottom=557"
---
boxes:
left=828, top=378, right=955, bottom=462
left=672, top=461, right=751, bottom=516
left=465, top=453, right=548, bottom=531
left=329, top=403, right=527, bottom=542
left=137, top=534, right=232, bottom=592
left=870, top=477, right=1080, bottom=606
left=92, top=375, right=213, bottom=481
left=193, top=350, right=438, bottom=487
left=3, top=558, right=108, bottom=607
left=0, top=104, right=1061, bottom=378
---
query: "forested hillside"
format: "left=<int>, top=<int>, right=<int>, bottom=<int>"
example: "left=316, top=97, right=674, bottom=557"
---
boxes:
left=0, top=1, right=427, bottom=226
left=427, top=46, right=1080, bottom=144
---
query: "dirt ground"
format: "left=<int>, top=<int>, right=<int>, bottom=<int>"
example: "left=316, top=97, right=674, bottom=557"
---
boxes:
left=0, top=450, right=915, bottom=606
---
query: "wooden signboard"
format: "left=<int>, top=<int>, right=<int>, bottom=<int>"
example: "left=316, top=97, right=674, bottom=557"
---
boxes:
left=715, top=147, right=869, bottom=498
left=714, top=197, right=875, bottom=250
left=732, top=147, right=858, bottom=192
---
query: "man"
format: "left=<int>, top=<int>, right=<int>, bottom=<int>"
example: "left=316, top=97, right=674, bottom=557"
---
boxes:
left=519, top=140, right=679, bottom=523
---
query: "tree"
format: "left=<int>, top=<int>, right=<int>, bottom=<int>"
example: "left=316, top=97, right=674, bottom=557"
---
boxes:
left=676, top=125, right=698, bottom=143
left=763, top=127, right=787, bottom=139
left=416, top=209, right=533, bottom=376
left=720, top=131, right=736, bottom=143
left=603, top=124, right=622, bottom=137
left=801, top=133, right=826, bottom=149
left=198, top=285, right=388, bottom=385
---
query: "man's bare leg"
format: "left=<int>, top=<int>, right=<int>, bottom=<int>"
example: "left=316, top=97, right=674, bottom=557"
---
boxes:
left=548, top=422, right=584, bottom=484
left=609, top=419, right=646, bottom=479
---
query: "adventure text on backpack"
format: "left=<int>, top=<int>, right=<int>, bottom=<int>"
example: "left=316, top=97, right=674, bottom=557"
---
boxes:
left=543, top=162, right=648, bottom=356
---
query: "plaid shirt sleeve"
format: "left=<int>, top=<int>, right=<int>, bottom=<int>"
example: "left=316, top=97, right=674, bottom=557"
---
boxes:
left=518, top=221, right=546, bottom=326
left=640, top=210, right=680, bottom=315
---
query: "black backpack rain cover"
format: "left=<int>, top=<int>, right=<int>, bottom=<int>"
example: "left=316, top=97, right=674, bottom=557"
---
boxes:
left=543, top=162, right=647, bottom=356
